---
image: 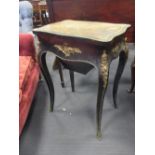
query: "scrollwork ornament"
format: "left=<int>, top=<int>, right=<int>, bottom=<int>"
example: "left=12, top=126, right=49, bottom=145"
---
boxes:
left=111, top=37, right=129, bottom=59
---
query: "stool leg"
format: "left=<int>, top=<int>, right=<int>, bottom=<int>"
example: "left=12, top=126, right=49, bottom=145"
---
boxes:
left=69, top=70, right=75, bottom=92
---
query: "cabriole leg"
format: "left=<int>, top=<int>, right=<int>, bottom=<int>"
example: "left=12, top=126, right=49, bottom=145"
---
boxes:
left=113, top=48, right=128, bottom=108
left=38, top=51, right=55, bottom=112
left=128, top=59, right=135, bottom=93
left=96, top=52, right=109, bottom=139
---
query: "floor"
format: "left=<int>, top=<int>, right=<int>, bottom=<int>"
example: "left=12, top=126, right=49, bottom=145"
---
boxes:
left=20, top=43, right=135, bottom=155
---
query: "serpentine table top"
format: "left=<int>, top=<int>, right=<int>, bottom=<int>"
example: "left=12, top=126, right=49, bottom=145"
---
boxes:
left=33, top=20, right=131, bottom=139
left=34, top=19, right=130, bottom=43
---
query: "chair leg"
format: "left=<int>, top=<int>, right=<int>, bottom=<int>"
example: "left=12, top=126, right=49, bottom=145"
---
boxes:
left=58, top=61, right=65, bottom=88
left=69, top=70, right=75, bottom=92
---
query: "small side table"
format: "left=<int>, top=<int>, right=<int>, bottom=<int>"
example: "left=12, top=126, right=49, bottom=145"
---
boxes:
left=33, top=20, right=130, bottom=138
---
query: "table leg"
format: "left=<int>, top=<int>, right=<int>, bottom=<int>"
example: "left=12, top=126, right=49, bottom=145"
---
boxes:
left=58, top=60, right=65, bottom=88
left=69, top=70, right=75, bottom=92
left=128, top=60, right=135, bottom=93
left=113, top=49, right=128, bottom=108
left=96, top=52, right=109, bottom=139
left=38, top=50, right=55, bottom=112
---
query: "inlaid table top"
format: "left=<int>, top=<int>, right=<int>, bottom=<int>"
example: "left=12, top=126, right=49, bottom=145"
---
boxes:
left=34, top=19, right=130, bottom=42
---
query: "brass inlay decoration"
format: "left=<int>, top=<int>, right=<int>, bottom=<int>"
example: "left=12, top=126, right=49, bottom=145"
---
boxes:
left=111, top=38, right=129, bottom=59
left=124, top=38, right=129, bottom=55
left=100, top=51, right=109, bottom=88
left=100, top=38, right=129, bottom=88
left=54, top=43, right=82, bottom=57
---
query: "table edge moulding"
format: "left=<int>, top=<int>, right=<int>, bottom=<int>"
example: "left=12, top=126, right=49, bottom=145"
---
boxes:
left=34, top=20, right=130, bottom=42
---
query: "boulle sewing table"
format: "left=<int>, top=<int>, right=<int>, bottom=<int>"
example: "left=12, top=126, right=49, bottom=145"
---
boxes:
left=33, top=20, right=130, bottom=138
